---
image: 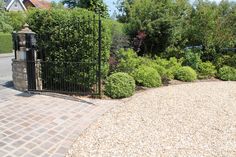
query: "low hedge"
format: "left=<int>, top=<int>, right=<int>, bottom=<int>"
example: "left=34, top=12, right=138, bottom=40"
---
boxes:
left=218, top=66, right=236, bottom=81
left=115, top=48, right=140, bottom=74
left=132, top=65, right=162, bottom=87
left=197, top=61, right=216, bottom=79
left=0, top=33, right=12, bottom=54
left=155, top=57, right=182, bottom=80
left=105, top=72, right=135, bottom=98
left=175, top=66, right=197, bottom=82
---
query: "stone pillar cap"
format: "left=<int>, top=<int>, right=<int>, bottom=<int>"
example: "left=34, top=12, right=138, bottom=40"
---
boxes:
left=18, top=23, right=36, bottom=35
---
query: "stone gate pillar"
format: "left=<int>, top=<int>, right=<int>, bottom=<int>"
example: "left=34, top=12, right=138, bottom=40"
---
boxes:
left=12, top=24, right=41, bottom=91
left=12, top=60, right=28, bottom=91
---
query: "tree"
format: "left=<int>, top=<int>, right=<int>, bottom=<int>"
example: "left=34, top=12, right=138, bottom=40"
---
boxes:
left=0, top=15, right=13, bottom=32
left=0, top=0, right=25, bottom=32
left=184, top=0, right=236, bottom=61
left=126, top=0, right=190, bottom=56
left=6, top=11, right=26, bottom=31
left=117, top=0, right=236, bottom=59
left=116, top=0, right=134, bottom=23
left=61, top=0, right=109, bottom=18
left=51, top=2, right=65, bottom=9
left=0, top=5, right=13, bottom=32
left=214, top=1, right=236, bottom=48
left=0, top=0, right=4, bottom=9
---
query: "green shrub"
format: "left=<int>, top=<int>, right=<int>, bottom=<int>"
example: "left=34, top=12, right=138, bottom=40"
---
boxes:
left=214, top=54, right=236, bottom=69
left=0, top=33, right=12, bottom=54
left=115, top=48, right=140, bottom=74
left=132, top=65, right=162, bottom=87
left=197, top=61, right=216, bottom=79
left=182, top=49, right=202, bottom=70
left=175, top=66, right=197, bottom=82
left=155, top=57, right=170, bottom=67
left=27, top=9, right=111, bottom=89
left=155, top=57, right=182, bottom=80
left=105, top=72, right=135, bottom=98
left=182, top=50, right=217, bottom=79
left=140, top=57, right=172, bottom=80
left=139, top=57, right=157, bottom=69
left=155, top=65, right=167, bottom=79
left=218, top=66, right=236, bottom=81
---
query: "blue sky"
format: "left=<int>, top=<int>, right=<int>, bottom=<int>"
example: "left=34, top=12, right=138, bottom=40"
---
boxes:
left=104, top=0, right=117, bottom=15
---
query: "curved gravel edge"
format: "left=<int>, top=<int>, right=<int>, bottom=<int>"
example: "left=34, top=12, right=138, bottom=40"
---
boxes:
left=67, top=81, right=236, bottom=157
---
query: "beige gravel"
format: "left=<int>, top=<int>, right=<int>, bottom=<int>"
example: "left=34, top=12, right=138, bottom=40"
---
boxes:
left=67, top=81, right=236, bottom=157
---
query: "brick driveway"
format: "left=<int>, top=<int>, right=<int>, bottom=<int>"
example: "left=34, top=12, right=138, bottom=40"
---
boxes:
left=0, top=84, right=118, bottom=157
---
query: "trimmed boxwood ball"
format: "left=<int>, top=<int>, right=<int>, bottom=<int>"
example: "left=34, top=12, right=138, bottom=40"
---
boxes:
left=175, top=66, right=197, bottom=82
left=218, top=66, right=236, bottom=81
left=132, top=65, right=162, bottom=87
left=105, top=72, right=135, bottom=98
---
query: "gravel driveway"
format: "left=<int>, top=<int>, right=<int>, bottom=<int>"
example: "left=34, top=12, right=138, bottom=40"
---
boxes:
left=67, top=81, right=236, bottom=157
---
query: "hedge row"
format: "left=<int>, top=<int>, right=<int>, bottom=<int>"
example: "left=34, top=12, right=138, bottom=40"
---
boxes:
left=0, top=33, right=12, bottom=54
left=27, top=8, right=112, bottom=88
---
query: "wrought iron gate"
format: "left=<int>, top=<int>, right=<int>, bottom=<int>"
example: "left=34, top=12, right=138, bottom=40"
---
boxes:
left=14, top=16, right=102, bottom=96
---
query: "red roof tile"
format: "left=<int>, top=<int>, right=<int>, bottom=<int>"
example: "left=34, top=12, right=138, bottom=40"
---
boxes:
left=24, top=0, right=51, bottom=9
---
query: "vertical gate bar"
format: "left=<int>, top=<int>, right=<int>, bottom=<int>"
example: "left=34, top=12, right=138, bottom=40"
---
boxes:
left=26, top=34, right=36, bottom=91
left=93, top=15, right=96, bottom=93
left=98, top=15, right=102, bottom=98
left=12, top=32, right=17, bottom=59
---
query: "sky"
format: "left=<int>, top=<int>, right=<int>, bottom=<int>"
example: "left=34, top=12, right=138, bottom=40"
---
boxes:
left=104, top=0, right=117, bottom=15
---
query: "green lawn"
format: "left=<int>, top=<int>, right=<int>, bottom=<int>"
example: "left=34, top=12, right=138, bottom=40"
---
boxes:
left=0, top=32, right=13, bottom=54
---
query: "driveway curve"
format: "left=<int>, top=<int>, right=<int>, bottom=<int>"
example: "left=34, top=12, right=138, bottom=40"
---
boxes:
left=0, top=86, right=119, bottom=157
left=68, top=81, right=236, bottom=157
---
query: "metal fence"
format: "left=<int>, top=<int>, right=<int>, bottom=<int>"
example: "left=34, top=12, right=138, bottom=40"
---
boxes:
left=14, top=16, right=102, bottom=96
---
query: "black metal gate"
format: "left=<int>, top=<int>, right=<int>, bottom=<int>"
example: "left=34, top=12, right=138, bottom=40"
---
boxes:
left=14, top=16, right=102, bottom=96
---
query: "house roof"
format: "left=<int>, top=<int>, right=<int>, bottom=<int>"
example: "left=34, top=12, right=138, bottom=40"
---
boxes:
left=5, top=0, right=27, bottom=11
left=23, top=0, right=51, bottom=9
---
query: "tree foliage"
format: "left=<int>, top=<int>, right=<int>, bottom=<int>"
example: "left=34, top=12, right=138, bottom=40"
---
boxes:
left=6, top=11, right=26, bottom=31
left=125, top=0, right=190, bottom=56
left=116, top=0, right=134, bottom=23
left=185, top=0, right=236, bottom=61
left=117, top=0, right=236, bottom=59
left=0, top=0, right=4, bottom=9
left=0, top=11, right=13, bottom=32
left=0, top=2, right=26, bottom=33
left=61, top=0, right=109, bottom=18
left=51, top=2, right=65, bottom=9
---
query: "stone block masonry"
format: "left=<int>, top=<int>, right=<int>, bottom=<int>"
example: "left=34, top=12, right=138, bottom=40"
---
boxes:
left=12, top=59, right=28, bottom=91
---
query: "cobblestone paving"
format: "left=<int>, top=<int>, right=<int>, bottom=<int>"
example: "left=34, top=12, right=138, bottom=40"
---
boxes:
left=0, top=86, right=119, bottom=157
